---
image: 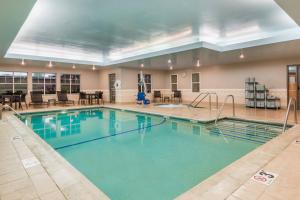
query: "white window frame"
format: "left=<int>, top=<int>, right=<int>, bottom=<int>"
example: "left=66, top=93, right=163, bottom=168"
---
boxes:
left=0, top=71, right=28, bottom=93
left=32, top=72, right=56, bottom=95
left=60, top=74, right=81, bottom=94
left=170, top=74, right=178, bottom=92
left=191, top=72, right=200, bottom=92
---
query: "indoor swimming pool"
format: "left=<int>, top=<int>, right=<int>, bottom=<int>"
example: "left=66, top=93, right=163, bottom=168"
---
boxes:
left=20, top=107, right=284, bottom=200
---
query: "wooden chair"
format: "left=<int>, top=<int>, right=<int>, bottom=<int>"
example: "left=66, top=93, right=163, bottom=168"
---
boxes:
left=78, top=92, right=88, bottom=105
left=153, top=91, right=163, bottom=103
left=29, top=91, right=48, bottom=107
left=172, top=90, right=182, bottom=103
left=56, top=91, right=75, bottom=105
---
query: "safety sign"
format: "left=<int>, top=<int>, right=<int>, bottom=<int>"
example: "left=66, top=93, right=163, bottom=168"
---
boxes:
left=251, top=170, right=278, bottom=186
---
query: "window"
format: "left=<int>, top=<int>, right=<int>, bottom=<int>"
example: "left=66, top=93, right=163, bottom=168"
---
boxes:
left=61, top=74, right=80, bottom=93
left=0, top=71, right=27, bottom=94
left=171, top=74, right=178, bottom=91
left=32, top=73, right=56, bottom=94
left=192, top=73, right=200, bottom=92
left=138, top=74, right=151, bottom=93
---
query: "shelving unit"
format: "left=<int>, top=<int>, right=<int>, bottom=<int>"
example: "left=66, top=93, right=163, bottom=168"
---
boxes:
left=245, top=77, right=280, bottom=109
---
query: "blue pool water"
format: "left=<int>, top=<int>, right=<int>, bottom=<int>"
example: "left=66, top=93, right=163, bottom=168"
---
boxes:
left=21, top=108, right=279, bottom=200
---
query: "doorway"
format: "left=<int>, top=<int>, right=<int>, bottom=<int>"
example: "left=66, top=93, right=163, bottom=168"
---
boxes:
left=287, top=65, right=300, bottom=109
left=109, top=73, right=116, bottom=103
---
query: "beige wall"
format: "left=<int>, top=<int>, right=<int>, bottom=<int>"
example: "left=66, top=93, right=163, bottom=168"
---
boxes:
left=163, top=58, right=298, bottom=105
left=98, top=68, right=121, bottom=90
left=120, top=68, right=168, bottom=90
left=1, top=57, right=298, bottom=105
left=166, top=59, right=294, bottom=90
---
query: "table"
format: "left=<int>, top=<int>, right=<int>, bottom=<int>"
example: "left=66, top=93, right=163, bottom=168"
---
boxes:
left=47, top=99, right=57, bottom=107
left=163, top=96, right=170, bottom=102
left=1, top=94, right=23, bottom=109
left=86, top=93, right=96, bottom=105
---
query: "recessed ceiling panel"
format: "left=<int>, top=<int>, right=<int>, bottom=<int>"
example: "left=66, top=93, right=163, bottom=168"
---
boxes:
left=5, top=0, right=300, bottom=66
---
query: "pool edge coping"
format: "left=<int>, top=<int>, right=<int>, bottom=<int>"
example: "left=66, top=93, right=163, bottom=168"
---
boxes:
left=6, top=112, right=111, bottom=200
left=8, top=105, right=299, bottom=200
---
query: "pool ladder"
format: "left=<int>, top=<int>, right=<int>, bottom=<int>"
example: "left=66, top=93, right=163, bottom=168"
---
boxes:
left=189, top=92, right=218, bottom=110
left=282, top=98, right=298, bottom=132
left=215, top=95, right=236, bottom=125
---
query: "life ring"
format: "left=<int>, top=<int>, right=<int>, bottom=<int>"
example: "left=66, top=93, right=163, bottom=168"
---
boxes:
left=114, top=80, right=121, bottom=89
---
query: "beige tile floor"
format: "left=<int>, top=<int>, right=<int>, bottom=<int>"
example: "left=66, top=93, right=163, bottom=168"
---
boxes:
left=0, top=102, right=299, bottom=200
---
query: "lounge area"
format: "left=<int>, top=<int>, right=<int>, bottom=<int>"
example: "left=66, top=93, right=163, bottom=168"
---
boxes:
left=1, top=0, right=300, bottom=200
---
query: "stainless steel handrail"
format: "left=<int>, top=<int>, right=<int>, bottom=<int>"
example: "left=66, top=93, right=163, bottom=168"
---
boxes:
left=209, top=92, right=219, bottom=109
left=190, top=92, right=219, bottom=110
left=194, top=93, right=211, bottom=109
left=1, top=104, right=23, bottom=119
left=215, top=95, right=235, bottom=125
left=189, top=92, right=209, bottom=107
left=282, top=98, right=298, bottom=132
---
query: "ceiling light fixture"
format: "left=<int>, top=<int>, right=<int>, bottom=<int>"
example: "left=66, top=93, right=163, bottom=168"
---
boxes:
left=92, top=65, right=96, bottom=70
left=239, top=49, right=245, bottom=59
left=21, top=59, right=25, bottom=66
left=72, top=64, right=76, bottom=69
left=48, top=61, right=53, bottom=68
left=196, top=59, right=201, bottom=67
left=169, top=65, right=173, bottom=70
left=140, top=63, right=144, bottom=68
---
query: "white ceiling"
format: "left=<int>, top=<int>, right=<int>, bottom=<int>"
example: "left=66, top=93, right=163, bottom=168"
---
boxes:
left=4, top=0, right=300, bottom=67
left=117, top=39, right=300, bottom=69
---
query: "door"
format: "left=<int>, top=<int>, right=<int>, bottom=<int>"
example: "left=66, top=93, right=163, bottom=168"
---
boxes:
left=287, top=65, right=299, bottom=109
left=109, top=73, right=116, bottom=103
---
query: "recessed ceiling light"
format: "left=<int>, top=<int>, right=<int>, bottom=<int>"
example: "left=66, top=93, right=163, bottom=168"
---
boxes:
left=72, top=64, right=76, bottom=69
left=21, top=59, right=25, bottom=66
left=239, top=50, right=245, bottom=59
left=196, top=59, right=201, bottom=67
left=92, top=65, right=96, bottom=70
left=48, top=61, right=53, bottom=68
left=169, top=65, right=173, bottom=70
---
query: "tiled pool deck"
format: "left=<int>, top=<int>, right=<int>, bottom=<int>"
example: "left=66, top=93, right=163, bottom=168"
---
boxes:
left=0, top=103, right=299, bottom=200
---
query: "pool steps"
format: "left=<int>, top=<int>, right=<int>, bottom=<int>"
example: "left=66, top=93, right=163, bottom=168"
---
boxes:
left=206, top=120, right=283, bottom=143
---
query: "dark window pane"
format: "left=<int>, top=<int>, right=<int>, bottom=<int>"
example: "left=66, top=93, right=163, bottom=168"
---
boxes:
left=145, top=74, right=151, bottom=83
left=0, top=84, right=13, bottom=94
left=14, top=72, right=27, bottom=84
left=15, top=84, right=27, bottom=93
left=0, top=72, right=13, bottom=83
left=146, top=84, right=151, bottom=93
left=45, top=73, right=56, bottom=84
left=171, top=75, right=177, bottom=84
left=61, top=74, right=70, bottom=84
left=171, top=84, right=177, bottom=92
left=192, top=73, right=200, bottom=82
left=32, top=73, right=44, bottom=84
left=61, top=85, right=70, bottom=93
left=192, top=83, right=200, bottom=92
left=61, top=74, right=80, bottom=93
left=45, top=84, right=56, bottom=94
left=74, top=75, right=80, bottom=84
left=71, top=85, right=80, bottom=93
left=33, top=84, right=44, bottom=93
